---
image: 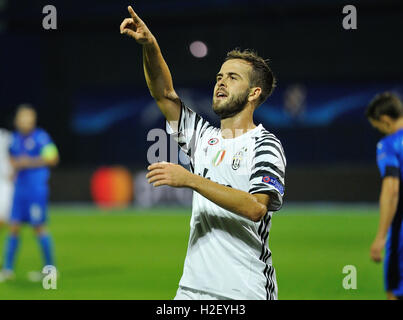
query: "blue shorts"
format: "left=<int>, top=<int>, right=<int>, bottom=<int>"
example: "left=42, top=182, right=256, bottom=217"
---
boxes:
left=384, top=216, right=403, bottom=297
left=9, top=188, right=49, bottom=226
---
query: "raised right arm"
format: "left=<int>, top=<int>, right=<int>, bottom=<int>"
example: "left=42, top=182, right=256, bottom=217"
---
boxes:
left=120, top=6, right=180, bottom=124
left=142, top=40, right=180, bottom=123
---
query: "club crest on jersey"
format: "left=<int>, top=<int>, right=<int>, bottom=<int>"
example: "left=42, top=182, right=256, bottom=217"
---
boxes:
left=232, top=147, right=247, bottom=170
left=24, top=137, right=36, bottom=150
left=262, top=176, right=284, bottom=195
left=208, top=138, right=219, bottom=145
left=212, top=149, right=226, bottom=167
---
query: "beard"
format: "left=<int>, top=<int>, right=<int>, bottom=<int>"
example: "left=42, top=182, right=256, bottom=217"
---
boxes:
left=212, top=90, right=250, bottom=120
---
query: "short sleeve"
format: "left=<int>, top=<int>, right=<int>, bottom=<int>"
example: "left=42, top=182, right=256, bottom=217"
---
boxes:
left=37, top=130, right=59, bottom=160
left=166, top=101, right=212, bottom=158
left=8, top=133, right=19, bottom=156
left=376, top=140, right=400, bottom=178
left=36, top=130, right=53, bottom=149
left=249, top=133, right=286, bottom=211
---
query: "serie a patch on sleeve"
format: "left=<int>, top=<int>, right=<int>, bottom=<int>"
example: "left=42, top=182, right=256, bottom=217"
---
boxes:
left=262, top=176, right=284, bottom=195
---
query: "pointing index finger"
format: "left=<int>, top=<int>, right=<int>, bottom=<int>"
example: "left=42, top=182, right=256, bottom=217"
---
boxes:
left=128, top=6, right=141, bottom=23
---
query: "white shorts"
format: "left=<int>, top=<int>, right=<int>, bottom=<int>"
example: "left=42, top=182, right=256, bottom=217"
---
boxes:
left=0, top=180, right=14, bottom=222
left=174, top=286, right=232, bottom=300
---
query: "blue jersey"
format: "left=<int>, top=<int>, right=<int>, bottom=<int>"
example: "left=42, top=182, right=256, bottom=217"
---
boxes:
left=376, top=129, right=403, bottom=296
left=376, top=130, right=403, bottom=179
left=9, top=128, right=54, bottom=192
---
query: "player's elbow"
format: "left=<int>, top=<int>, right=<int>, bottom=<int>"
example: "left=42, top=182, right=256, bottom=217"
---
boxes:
left=248, top=203, right=267, bottom=222
left=47, top=156, right=59, bottom=167
left=52, top=156, right=60, bottom=167
left=152, top=88, right=178, bottom=102
left=9, top=157, right=18, bottom=169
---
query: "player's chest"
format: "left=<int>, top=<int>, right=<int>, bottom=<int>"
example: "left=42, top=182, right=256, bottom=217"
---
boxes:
left=15, top=136, right=40, bottom=155
left=195, top=136, right=254, bottom=178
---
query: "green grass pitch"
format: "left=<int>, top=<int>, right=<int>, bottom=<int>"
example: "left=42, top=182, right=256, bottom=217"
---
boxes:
left=0, top=205, right=385, bottom=300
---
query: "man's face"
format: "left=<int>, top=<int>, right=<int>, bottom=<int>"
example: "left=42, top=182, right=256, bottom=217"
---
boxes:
left=369, top=118, right=393, bottom=135
left=15, top=108, right=37, bottom=135
left=213, top=59, right=253, bottom=119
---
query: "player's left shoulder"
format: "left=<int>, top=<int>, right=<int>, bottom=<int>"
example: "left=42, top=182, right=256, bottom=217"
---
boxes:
left=250, top=125, right=286, bottom=168
left=392, top=129, right=403, bottom=148
left=378, top=130, right=403, bottom=152
left=34, top=127, right=47, bottom=134
left=253, top=125, right=284, bottom=148
left=34, top=128, right=53, bottom=145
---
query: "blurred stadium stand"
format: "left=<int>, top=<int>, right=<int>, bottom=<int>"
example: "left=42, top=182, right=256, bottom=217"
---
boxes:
left=1, top=0, right=403, bottom=204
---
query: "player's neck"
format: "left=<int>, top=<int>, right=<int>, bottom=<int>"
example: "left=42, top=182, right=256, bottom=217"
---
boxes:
left=220, top=106, right=256, bottom=139
left=19, top=129, right=35, bottom=136
left=392, top=118, right=403, bottom=133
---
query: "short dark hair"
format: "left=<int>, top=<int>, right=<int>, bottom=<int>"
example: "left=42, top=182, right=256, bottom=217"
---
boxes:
left=16, top=103, right=36, bottom=114
left=225, top=48, right=276, bottom=106
left=366, top=92, right=403, bottom=120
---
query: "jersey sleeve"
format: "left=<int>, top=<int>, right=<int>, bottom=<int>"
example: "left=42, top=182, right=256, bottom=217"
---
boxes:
left=376, top=140, right=400, bottom=178
left=37, top=130, right=59, bottom=161
left=249, top=133, right=286, bottom=212
left=166, top=101, right=211, bottom=158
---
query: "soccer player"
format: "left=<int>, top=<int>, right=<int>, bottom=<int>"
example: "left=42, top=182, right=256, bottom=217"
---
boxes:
left=121, top=6, right=286, bottom=300
left=0, top=105, right=59, bottom=282
left=0, top=128, right=14, bottom=230
left=366, top=92, right=403, bottom=300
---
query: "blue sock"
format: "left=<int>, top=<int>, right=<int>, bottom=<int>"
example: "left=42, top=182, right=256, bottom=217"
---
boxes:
left=4, top=235, right=20, bottom=271
left=38, top=233, right=55, bottom=267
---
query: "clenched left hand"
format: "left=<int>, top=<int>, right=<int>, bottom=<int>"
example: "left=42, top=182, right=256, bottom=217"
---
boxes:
left=370, top=236, right=385, bottom=263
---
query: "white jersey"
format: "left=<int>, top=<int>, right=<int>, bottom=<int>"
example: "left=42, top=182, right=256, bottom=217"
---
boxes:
left=0, top=129, right=14, bottom=221
left=167, top=102, right=286, bottom=300
left=0, top=129, right=13, bottom=180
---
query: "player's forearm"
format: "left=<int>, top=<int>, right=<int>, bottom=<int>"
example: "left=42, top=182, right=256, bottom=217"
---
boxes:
left=188, top=174, right=267, bottom=222
left=121, top=6, right=179, bottom=121
left=12, top=156, right=58, bottom=170
left=143, top=39, right=176, bottom=101
left=377, top=190, right=399, bottom=239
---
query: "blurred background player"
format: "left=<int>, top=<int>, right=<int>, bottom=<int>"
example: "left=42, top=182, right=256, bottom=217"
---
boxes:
left=366, top=93, right=403, bottom=300
left=0, top=128, right=14, bottom=232
left=0, top=105, right=59, bottom=282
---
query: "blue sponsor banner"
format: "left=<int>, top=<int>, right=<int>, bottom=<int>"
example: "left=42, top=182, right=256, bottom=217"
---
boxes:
left=71, top=83, right=403, bottom=165
left=72, top=83, right=403, bottom=133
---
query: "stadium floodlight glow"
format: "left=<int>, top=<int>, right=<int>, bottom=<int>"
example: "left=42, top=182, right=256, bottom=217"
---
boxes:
left=189, top=41, right=208, bottom=58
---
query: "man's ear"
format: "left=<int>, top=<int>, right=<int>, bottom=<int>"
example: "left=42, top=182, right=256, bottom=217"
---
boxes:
left=248, top=87, right=262, bottom=104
